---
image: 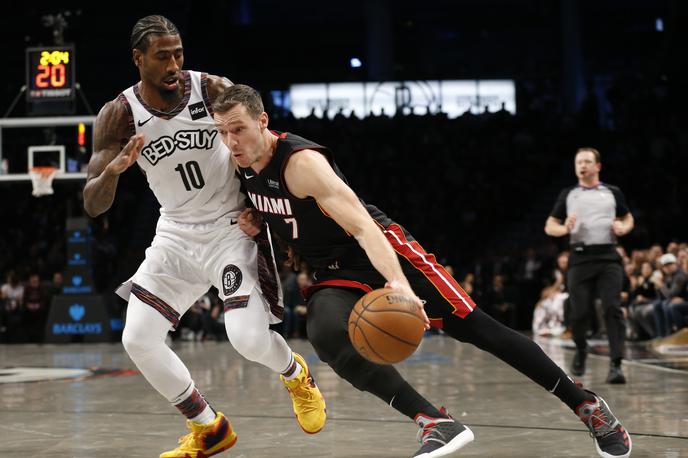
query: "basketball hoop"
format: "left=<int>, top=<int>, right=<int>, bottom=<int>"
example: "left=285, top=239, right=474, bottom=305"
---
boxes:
left=29, top=166, right=58, bottom=197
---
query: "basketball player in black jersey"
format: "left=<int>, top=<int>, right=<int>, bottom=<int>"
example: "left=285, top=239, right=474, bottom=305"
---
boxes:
left=212, top=85, right=632, bottom=458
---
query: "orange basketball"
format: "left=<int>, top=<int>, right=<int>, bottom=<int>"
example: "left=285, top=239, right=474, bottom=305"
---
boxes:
left=348, top=288, right=425, bottom=364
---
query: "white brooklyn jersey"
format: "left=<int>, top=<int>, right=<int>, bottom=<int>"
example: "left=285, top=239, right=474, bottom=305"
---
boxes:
left=120, top=70, right=242, bottom=223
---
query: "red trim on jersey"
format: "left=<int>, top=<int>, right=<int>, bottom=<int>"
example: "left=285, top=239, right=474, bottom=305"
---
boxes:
left=302, top=279, right=373, bottom=301
left=270, top=130, right=288, bottom=139
left=384, top=224, right=475, bottom=318
left=428, top=318, right=444, bottom=329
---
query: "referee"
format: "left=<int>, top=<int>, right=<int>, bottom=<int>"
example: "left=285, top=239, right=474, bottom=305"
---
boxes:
left=545, top=147, right=634, bottom=384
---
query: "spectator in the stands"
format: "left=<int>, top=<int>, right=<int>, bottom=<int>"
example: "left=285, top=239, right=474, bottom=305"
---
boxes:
left=651, top=253, right=687, bottom=337
left=628, top=261, right=660, bottom=340
left=1, top=270, right=24, bottom=343
left=23, top=273, right=49, bottom=342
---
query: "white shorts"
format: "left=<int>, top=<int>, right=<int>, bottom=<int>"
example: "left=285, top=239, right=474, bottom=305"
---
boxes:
left=115, top=214, right=283, bottom=328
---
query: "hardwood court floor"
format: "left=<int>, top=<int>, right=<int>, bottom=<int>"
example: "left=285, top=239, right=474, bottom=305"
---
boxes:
left=0, top=335, right=686, bottom=457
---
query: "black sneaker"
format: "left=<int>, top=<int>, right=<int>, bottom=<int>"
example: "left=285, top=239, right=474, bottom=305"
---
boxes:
left=606, top=363, right=626, bottom=384
left=571, top=348, right=587, bottom=376
left=412, top=407, right=474, bottom=458
left=576, top=391, right=632, bottom=458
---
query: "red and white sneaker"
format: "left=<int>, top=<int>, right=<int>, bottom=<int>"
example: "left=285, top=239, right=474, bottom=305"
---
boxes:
left=412, top=407, right=474, bottom=458
left=576, top=391, right=632, bottom=458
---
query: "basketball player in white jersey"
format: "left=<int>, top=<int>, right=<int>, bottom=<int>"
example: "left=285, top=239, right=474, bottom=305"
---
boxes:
left=82, top=15, right=325, bottom=458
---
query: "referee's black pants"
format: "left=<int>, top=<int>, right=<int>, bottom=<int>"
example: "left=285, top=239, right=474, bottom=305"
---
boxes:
left=567, top=258, right=625, bottom=362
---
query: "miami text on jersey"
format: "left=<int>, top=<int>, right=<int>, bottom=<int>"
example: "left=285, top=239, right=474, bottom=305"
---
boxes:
left=141, top=129, right=218, bottom=165
left=247, top=192, right=293, bottom=216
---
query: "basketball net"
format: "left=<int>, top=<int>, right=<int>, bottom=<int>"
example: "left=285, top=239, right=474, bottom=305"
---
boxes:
left=29, top=166, right=58, bottom=197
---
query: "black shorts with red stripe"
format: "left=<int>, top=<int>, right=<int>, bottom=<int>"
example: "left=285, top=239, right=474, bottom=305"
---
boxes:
left=303, top=223, right=475, bottom=330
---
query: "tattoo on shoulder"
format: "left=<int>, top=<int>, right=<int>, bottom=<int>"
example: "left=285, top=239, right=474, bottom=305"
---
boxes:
left=93, top=100, right=129, bottom=155
left=207, top=75, right=233, bottom=101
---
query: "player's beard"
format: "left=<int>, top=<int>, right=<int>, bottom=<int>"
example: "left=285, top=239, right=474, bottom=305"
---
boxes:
left=158, top=74, right=183, bottom=106
left=159, top=85, right=181, bottom=105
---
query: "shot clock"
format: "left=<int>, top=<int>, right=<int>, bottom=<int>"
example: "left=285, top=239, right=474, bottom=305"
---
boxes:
left=26, top=46, right=76, bottom=102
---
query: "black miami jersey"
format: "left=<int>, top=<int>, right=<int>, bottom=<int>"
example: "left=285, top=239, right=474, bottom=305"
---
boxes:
left=238, top=131, right=391, bottom=271
left=237, top=131, right=476, bottom=323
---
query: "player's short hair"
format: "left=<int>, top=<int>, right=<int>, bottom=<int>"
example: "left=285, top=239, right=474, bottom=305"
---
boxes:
left=576, top=147, right=601, bottom=163
left=130, top=15, right=180, bottom=52
left=213, top=84, right=264, bottom=119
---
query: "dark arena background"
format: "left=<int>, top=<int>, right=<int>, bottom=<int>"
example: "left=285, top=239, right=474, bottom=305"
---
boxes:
left=1, top=1, right=686, bottom=457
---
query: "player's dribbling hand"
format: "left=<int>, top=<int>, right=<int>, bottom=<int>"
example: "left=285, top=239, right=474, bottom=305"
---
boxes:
left=107, top=134, right=144, bottom=175
left=238, top=208, right=262, bottom=237
left=385, top=279, right=431, bottom=329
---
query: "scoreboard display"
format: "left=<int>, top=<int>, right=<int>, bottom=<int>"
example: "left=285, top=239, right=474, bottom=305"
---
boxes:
left=26, top=46, right=76, bottom=102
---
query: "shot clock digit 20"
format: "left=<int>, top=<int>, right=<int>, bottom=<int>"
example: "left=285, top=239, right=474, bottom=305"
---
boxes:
left=26, top=46, right=76, bottom=102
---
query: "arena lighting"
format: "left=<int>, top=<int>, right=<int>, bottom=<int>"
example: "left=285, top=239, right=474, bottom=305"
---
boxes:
left=350, top=57, right=362, bottom=68
left=286, top=80, right=516, bottom=119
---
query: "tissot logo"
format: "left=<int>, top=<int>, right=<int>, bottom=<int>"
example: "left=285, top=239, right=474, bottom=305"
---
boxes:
left=141, top=130, right=218, bottom=165
left=188, top=102, right=208, bottom=120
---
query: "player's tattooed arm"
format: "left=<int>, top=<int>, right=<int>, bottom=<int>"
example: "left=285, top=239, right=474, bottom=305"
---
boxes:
left=83, top=100, right=143, bottom=217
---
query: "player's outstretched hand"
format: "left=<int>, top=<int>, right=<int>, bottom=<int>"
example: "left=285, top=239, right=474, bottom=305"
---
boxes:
left=385, top=279, right=430, bottom=329
left=107, top=134, right=144, bottom=176
left=238, top=208, right=262, bottom=237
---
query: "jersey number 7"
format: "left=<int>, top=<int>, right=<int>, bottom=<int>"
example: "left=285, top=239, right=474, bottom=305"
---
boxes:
left=284, top=218, right=299, bottom=239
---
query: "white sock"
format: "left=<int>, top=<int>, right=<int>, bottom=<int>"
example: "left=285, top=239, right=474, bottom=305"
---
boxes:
left=283, top=360, right=303, bottom=381
left=190, top=405, right=216, bottom=425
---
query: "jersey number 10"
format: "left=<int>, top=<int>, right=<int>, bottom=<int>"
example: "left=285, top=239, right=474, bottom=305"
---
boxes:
left=175, top=161, right=205, bottom=191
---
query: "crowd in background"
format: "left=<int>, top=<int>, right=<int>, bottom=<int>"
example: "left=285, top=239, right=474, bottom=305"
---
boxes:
left=1, top=74, right=686, bottom=344
left=527, top=242, right=688, bottom=342
left=0, top=270, right=62, bottom=343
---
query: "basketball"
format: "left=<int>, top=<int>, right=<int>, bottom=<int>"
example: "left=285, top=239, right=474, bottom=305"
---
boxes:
left=348, top=288, right=425, bottom=364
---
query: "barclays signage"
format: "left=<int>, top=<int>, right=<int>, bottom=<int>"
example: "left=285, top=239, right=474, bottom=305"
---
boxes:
left=67, top=230, right=88, bottom=244
left=63, top=275, right=93, bottom=294
left=70, top=303, right=85, bottom=320
left=67, top=251, right=88, bottom=266
left=64, top=218, right=94, bottom=295
left=45, top=295, right=115, bottom=343
left=46, top=218, right=114, bottom=343
left=52, top=303, right=103, bottom=335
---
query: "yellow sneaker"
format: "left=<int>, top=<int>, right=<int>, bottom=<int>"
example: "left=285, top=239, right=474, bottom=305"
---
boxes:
left=280, top=352, right=327, bottom=434
left=160, top=411, right=237, bottom=458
